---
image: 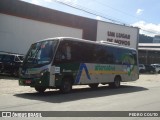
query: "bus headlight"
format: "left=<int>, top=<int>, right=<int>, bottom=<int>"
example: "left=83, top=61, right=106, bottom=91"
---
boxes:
left=40, top=69, right=49, bottom=76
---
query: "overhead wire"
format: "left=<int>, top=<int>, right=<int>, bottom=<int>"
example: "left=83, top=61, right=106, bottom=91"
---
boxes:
left=93, top=0, right=160, bottom=35
left=53, top=0, right=129, bottom=25
left=53, top=0, right=159, bottom=36
left=94, top=0, right=140, bottom=21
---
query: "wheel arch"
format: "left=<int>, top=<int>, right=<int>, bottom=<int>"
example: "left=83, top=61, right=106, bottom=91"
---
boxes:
left=115, top=75, right=122, bottom=81
left=62, top=74, right=74, bottom=84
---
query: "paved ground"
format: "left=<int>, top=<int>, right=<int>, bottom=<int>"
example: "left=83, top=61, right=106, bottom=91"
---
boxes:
left=0, top=74, right=160, bottom=94
left=0, top=74, right=160, bottom=120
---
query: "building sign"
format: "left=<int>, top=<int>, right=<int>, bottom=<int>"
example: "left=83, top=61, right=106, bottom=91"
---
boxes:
left=97, top=21, right=139, bottom=49
left=107, top=31, right=131, bottom=46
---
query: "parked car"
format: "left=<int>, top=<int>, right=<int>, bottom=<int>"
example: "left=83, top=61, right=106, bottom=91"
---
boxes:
left=144, top=64, right=156, bottom=74
left=0, top=53, right=24, bottom=76
left=151, top=64, right=160, bottom=74
left=139, top=64, right=145, bottom=73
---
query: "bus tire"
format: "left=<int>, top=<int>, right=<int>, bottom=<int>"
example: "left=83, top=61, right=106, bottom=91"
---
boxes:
left=35, top=87, right=46, bottom=93
left=89, top=83, right=99, bottom=89
left=109, top=76, right=121, bottom=88
left=60, top=78, right=72, bottom=93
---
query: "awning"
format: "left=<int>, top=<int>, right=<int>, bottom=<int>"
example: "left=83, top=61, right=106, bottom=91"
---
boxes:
left=138, top=47, right=160, bottom=51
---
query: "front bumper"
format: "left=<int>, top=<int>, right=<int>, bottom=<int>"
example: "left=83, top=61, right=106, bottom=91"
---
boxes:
left=19, top=72, right=50, bottom=87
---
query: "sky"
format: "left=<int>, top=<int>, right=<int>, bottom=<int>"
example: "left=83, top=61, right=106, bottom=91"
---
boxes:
left=21, top=0, right=160, bottom=37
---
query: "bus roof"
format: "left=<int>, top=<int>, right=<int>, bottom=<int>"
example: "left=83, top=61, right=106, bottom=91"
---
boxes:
left=38, top=37, right=136, bottom=51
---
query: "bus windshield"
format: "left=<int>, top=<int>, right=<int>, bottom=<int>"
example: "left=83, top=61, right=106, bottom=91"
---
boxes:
left=23, top=40, right=58, bottom=67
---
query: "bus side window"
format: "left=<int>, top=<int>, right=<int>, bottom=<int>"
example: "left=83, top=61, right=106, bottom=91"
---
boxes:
left=70, top=43, right=81, bottom=62
left=131, top=50, right=137, bottom=65
left=95, top=46, right=115, bottom=64
left=54, top=42, right=71, bottom=63
left=105, top=47, right=116, bottom=64
left=116, top=49, right=137, bottom=65
left=95, top=46, right=107, bottom=63
left=115, top=48, right=123, bottom=64
left=69, top=42, right=95, bottom=63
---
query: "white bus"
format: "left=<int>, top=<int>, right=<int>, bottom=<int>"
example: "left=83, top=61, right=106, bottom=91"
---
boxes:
left=19, top=37, right=139, bottom=93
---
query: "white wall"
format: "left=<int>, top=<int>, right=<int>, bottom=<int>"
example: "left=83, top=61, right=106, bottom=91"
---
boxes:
left=97, top=21, right=139, bottom=49
left=0, top=13, right=83, bottom=54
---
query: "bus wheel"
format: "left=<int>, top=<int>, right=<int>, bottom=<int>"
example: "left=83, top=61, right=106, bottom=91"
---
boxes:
left=35, top=87, right=46, bottom=93
left=109, top=76, right=121, bottom=88
left=89, top=83, right=99, bottom=89
left=60, top=78, right=72, bottom=93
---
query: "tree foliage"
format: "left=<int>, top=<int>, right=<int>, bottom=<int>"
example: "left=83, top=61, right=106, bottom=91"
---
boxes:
left=139, top=34, right=153, bottom=43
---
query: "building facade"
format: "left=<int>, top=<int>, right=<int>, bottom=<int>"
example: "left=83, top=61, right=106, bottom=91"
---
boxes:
left=0, top=0, right=97, bottom=54
left=0, top=0, right=138, bottom=55
left=138, top=43, right=160, bottom=64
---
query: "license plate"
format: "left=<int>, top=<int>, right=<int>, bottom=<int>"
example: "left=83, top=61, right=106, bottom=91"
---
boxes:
left=25, top=80, right=32, bottom=84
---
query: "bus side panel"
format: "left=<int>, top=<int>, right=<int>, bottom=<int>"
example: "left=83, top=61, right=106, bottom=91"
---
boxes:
left=75, top=63, right=116, bottom=84
left=78, top=63, right=99, bottom=84
left=53, top=63, right=80, bottom=86
left=75, top=63, right=139, bottom=84
left=119, top=65, right=139, bottom=82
